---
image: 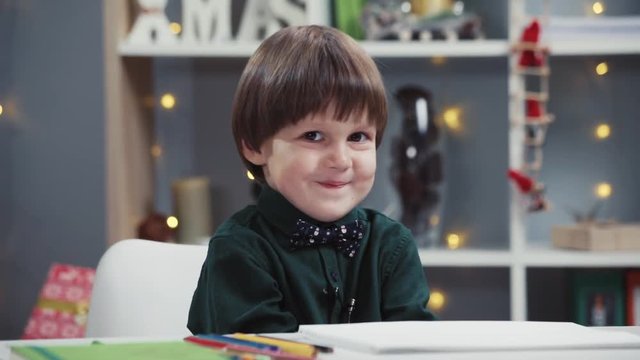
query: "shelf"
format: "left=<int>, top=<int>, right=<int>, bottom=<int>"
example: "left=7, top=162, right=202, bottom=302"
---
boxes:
left=548, top=38, right=640, bottom=56
left=521, top=243, right=640, bottom=267
left=118, top=39, right=510, bottom=58
left=118, top=42, right=262, bottom=57
left=419, top=245, right=640, bottom=268
left=418, top=248, right=512, bottom=267
left=119, top=39, right=640, bottom=59
left=360, top=40, right=509, bottom=58
left=118, top=39, right=640, bottom=58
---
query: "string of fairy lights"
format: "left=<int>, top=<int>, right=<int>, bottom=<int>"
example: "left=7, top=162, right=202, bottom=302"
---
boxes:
left=138, top=0, right=619, bottom=315
left=587, top=2, right=614, bottom=202
left=588, top=4, right=612, bottom=201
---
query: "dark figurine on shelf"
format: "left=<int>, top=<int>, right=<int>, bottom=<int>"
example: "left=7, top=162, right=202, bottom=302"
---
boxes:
left=390, top=85, right=443, bottom=246
left=137, top=212, right=176, bottom=242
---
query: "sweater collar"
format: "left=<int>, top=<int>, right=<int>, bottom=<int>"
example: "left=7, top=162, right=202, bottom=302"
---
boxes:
left=256, top=185, right=361, bottom=237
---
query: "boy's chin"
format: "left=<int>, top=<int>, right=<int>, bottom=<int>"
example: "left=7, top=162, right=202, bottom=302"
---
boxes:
left=304, top=207, right=352, bottom=223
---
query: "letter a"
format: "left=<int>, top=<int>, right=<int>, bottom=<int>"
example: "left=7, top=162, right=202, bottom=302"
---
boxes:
left=126, top=0, right=177, bottom=45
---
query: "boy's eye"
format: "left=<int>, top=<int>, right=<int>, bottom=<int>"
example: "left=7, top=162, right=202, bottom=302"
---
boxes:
left=348, top=132, right=371, bottom=142
left=302, top=131, right=323, bottom=141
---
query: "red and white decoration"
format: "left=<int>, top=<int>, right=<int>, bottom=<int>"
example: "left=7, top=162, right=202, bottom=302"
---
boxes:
left=22, top=263, right=96, bottom=339
left=509, top=18, right=554, bottom=212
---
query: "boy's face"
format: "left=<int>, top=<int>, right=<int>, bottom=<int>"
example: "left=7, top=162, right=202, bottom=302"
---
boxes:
left=244, top=109, right=377, bottom=223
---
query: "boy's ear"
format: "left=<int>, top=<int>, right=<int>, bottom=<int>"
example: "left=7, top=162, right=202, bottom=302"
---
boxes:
left=241, top=141, right=267, bottom=166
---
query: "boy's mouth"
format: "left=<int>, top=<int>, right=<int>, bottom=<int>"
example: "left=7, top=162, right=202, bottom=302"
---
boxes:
left=317, top=181, right=349, bottom=189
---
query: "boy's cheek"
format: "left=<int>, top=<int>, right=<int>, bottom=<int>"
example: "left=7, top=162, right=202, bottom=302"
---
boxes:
left=358, top=152, right=377, bottom=172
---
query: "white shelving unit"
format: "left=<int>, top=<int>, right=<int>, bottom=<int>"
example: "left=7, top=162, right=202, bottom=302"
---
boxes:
left=549, top=38, right=640, bottom=56
left=119, top=39, right=510, bottom=58
left=418, top=249, right=512, bottom=267
left=523, top=245, right=640, bottom=268
left=507, top=0, right=640, bottom=321
left=110, top=0, right=640, bottom=322
left=118, top=30, right=640, bottom=58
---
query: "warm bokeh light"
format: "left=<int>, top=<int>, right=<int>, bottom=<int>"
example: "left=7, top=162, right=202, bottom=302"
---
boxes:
left=596, top=62, right=608, bottom=76
left=0, top=104, right=3, bottom=116
left=592, top=2, right=605, bottom=15
left=150, top=144, right=163, bottom=158
left=595, top=182, right=612, bottom=199
left=446, top=233, right=462, bottom=250
left=430, top=214, right=440, bottom=227
left=595, top=123, right=611, bottom=140
left=160, top=93, right=176, bottom=109
left=166, top=216, right=179, bottom=229
left=431, top=56, right=447, bottom=66
left=443, top=107, right=462, bottom=132
left=246, top=170, right=255, bottom=181
left=428, top=289, right=446, bottom=311
left=169, top=22, right=182, bottom=34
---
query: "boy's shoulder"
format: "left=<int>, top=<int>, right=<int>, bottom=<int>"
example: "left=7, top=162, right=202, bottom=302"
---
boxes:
left=360, top=207, right=411, bottom=234
left=359, top=208, right=417, bottom=266
left=212, top=205, right=261, bottom=240
left=359, top=207, right=414, bottom=249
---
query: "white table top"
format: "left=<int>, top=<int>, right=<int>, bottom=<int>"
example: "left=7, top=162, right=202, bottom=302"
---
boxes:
left=1, top=326, right=640, bottom=360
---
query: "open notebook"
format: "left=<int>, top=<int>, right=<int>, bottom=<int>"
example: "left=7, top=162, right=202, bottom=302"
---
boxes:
left=298, top=321, right=640, bottom=354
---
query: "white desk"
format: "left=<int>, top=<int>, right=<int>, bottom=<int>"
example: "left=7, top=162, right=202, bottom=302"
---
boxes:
left=2, top=326, right=640, bottom=360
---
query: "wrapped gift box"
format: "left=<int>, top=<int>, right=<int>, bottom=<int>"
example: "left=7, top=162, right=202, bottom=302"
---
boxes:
left=22, top=263, right=95, bottom=339
left=552, top=223, right=640, bottom=251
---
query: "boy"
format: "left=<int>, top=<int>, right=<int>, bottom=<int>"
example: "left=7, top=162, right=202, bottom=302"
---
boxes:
left=188, top=25, right=435, bottom=334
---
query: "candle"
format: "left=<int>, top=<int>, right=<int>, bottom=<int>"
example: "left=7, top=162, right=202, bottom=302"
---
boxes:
left=171, top=177, right=213, bottom=244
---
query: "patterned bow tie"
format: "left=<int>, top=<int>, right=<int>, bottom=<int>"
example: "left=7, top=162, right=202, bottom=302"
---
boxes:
left=290, top=219, right=365, bottom=258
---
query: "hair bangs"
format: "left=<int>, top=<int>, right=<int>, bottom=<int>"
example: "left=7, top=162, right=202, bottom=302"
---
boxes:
left=264, top=28, right=387, bottom=144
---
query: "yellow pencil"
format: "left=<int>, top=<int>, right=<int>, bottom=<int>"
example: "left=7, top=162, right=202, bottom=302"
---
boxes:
left=231, top=333, right=316, bottom=358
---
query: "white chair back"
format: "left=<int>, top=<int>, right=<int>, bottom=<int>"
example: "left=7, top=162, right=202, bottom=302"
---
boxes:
left=85, top=239, right=207, bottom=337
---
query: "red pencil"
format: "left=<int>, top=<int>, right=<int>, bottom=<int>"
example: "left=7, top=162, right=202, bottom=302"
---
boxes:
left=184, top=336, right=316, bottom=360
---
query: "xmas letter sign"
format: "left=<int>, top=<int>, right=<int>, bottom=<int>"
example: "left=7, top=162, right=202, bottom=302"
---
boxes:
left=125, top=0, right=308, bottom=46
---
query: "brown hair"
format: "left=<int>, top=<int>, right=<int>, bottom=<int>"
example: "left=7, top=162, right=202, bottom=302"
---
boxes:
left=231, top=25, right=387, bottom=181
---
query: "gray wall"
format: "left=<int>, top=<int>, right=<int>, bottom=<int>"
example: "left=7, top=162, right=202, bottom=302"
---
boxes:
left=527, top=56, right=640, bottom=243
left=0, top=1, right=105, bottom=339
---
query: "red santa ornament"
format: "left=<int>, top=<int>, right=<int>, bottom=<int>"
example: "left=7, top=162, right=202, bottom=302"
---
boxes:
left=507, top=168, right=549, bottom=212
left=526, top=99, right=542, bottom=119
left=508, top=169, right=535, bottom=193
left=518, top=19, right=543, bottom=67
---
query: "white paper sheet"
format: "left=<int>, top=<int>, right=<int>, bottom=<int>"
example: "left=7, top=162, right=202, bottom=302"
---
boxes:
left=299, top=321, right=640, bottom=354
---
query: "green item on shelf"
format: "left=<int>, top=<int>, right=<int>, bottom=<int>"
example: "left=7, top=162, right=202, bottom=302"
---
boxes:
left=334, top=0, right=368, bottom=40
left=12, top=341, right=232, bottom=360
left=572, top=270, right=625, bottom=326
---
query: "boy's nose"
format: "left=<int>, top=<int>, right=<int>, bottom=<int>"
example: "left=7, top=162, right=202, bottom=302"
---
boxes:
left=326, top=143, right=351, bottom=170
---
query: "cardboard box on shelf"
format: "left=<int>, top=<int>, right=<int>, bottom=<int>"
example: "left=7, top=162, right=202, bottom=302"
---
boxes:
left=552, top=223, right=640, bottom=251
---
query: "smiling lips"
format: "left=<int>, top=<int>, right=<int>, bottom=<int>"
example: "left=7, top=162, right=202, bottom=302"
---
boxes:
left=318, top=181, right=349, bottom=189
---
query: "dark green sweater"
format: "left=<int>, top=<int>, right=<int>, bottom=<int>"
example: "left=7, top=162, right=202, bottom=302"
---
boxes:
left=187, top=186, right=434, bottom=334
